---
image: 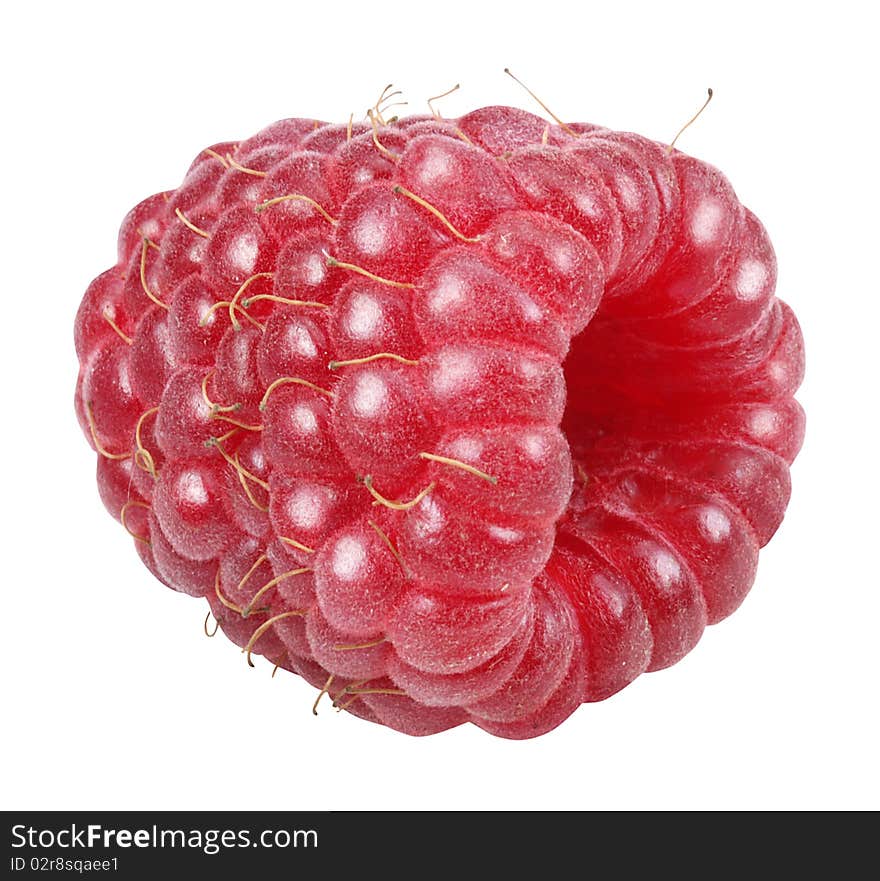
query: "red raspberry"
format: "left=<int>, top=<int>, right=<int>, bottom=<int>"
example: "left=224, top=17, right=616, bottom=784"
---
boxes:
left=75, top=102, right=804, bottom=739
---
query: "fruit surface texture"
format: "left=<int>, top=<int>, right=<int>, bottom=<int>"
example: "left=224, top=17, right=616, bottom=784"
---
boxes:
left=75, top=103, right=804, bottom=738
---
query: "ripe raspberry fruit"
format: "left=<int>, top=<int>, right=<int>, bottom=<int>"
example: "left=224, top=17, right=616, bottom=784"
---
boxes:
left=75, top=95, right=804, bottom=739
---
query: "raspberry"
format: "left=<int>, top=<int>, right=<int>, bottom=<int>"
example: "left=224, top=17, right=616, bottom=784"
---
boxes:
left=75, top=97, right=804, bottom=739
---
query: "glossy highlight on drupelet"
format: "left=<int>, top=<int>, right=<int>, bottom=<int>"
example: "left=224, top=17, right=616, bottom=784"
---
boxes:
left=74, top=88, right=805, bottom=738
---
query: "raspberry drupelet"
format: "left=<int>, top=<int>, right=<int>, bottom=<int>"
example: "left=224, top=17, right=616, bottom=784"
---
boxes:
left=75, top=98, right=804, bottom=739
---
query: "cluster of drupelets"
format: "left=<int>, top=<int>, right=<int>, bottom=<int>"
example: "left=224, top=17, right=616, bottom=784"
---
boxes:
left=75, top=81, right=804, bottom=737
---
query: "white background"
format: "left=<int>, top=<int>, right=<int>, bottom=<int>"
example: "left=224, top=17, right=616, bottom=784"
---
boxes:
left=1, top=0, right=876, bottom=811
